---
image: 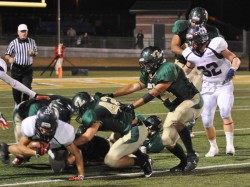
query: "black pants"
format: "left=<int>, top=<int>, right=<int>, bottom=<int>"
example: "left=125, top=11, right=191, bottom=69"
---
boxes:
left=11, top=63, right=33, bottom=105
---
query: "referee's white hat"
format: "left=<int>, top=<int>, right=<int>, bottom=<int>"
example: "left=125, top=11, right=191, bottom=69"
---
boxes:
left=18, top=24, right=28, bottom=31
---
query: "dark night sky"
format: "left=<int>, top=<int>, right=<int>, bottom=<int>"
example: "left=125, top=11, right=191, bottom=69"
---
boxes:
left=42, top=0, right=248, bottom=29
left=0, top=0, right=248, bottom=39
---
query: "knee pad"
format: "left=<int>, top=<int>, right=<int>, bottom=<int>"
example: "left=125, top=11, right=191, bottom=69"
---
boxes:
left=201, top=114, right=213, bottom=128
left=161, top=126, right=179, bottom=147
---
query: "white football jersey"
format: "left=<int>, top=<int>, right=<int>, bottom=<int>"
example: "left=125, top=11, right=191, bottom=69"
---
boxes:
left=21, top=116, right=75, bottom=149
left=182, top=37, right=231, bottom=82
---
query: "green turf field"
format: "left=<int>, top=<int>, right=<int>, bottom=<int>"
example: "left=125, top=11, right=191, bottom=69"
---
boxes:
left=0, top=70, right=250, bottom=187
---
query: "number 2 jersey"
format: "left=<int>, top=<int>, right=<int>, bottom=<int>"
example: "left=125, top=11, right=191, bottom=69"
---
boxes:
left=182, top=37, right=231, bottom=83
left=139, top=62, right=200, bottom=112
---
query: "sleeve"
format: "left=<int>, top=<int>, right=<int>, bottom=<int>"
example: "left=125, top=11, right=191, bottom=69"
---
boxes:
left=0, top=71, right=36, bottom=98
left=21, top=117, right=36, bottom=137
left=5, top=41, right=14, bottom=55
left=55, top=122, right=75, bottom=146
left=172, top=20, right=188, bottom=34
left=32, top=39, right=38, bottom=52
left=209, top=37, right=228, bottom=53
left=156, top=63, right=178, bottom=83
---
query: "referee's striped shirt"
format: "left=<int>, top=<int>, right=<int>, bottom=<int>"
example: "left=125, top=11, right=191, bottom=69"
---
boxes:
left=5, top=37, right=38, bottom=66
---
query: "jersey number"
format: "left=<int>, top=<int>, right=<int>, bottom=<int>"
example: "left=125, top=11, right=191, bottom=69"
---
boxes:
left=197, top=62, right=222, bottom=77
left=99, top=97, right=120, bottom=115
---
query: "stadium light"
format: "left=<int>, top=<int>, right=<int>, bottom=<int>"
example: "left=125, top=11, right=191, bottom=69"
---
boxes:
left=0, top=0, right=47, bottom=8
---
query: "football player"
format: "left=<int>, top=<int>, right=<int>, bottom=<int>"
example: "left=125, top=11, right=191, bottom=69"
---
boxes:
left=12, top=95, right=73, bottom=165
left=142, top=115, right=164, bottom=153
left=0, top=106, right=84, bottom=181
left=102, top=46, right=204, bottom=172
left=170, top=7, right=221, bottom=136
left=72, top=92, right=153, bottom=178
left=182, top=25, right=241, bottom=157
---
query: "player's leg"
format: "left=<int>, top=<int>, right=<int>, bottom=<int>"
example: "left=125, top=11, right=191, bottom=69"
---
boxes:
left=217, top=83, right=235, bottom=155
left=201, top=92, right=218, bottom=157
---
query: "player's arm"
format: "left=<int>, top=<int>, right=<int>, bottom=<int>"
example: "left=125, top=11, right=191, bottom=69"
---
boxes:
left=130, top=82, right=172, bottom=109
left=170, top=34, right=183, bottom=56
left=221, top=49, right=241, bottom=70
left=74, top=122, right=100, bottom=146
left=182, top=61, right=195, bottom=75
left=112, top=81, right=146, bottom=97
left=66, top=142, right=84, bottom=177
left=8, top=136, right=36, bottom=156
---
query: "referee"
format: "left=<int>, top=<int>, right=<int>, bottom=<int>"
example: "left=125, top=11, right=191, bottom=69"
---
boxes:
left=5, top=24, right=38, bottom=106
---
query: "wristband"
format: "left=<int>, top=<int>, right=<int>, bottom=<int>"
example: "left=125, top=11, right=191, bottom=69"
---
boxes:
left=142, top=93, right=155, bottom=104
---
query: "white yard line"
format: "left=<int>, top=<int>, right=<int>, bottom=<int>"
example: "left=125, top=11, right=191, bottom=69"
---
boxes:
left=1, top=162, right=250, bottom=186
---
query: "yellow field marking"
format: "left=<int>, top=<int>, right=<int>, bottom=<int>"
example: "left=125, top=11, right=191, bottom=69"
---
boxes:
left=0, top=75, right=249, bottom=91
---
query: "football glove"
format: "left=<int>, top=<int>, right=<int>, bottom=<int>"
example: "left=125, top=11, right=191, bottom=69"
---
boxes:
left=35, top=143, right=50, bottom=158
left=0, top=113, right=10, bottom=130
left=224, top=68, right=236, bottom=83
left=120, top=104, right=135, bottom=112
left=68, top=175, right=84, bottom=181
left=34, top=94, right=50, bottom=100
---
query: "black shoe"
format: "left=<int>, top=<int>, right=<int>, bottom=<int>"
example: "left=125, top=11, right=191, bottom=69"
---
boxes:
left=169, top=163, right=186, bottom=173
left=0, top=142, right=9, bottom=165
left=184, top=152, right=199, bottom=172
left=140, top=155, right=153, bottom=177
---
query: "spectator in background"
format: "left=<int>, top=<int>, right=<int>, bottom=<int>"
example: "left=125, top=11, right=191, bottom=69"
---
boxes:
left=76, top=32, right=89, bottom=47
left=67, top=27, right=76, bottom=46
left=134, top=29, right=144, bottom=49
left=54, top=41, right=65, bottom=78
left=5, top=24, right=38, bottom=106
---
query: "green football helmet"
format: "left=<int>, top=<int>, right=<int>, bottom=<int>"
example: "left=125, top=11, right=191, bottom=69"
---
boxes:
left=143, top=115, right=162, bottom=132
left=49, top=99, right=73, bottom=123
left=72, top=92, right=94, bottom=123
left=189, top=7, right=208, bottom=26
left=139, top=46, right=164, bottom=74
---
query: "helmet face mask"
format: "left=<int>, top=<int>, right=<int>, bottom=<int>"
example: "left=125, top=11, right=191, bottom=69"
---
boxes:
left=143, top=115, right=162, bottom=136
left=72, top=92, right=93, bottom=123
left=35, top=106, right=58, bottom=142
left=186, top=25, right=209, bottom=52
left=139, top=46, right=164, bottom=74
left=189, top=7, right=208, bottom=26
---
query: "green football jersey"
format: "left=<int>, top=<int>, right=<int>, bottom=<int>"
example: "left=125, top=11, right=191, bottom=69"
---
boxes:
left=143, top=132, right=164, bottom=153
left=140, top=62, right=200, bottom=111
left=80, top=96, right=135, bottom=135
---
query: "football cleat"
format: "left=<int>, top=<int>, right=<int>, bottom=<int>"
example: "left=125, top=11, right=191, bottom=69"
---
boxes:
left=140, top=154, right=153, bottom=177
left=169, top=163, right=186, bottom=173
left=184, top=152, right=199, bottom=172
left=226, top=146, right=235, bottom=156
left=0, top=142, right=9, bottom=165
left=205, top=146, right=219, bottom=157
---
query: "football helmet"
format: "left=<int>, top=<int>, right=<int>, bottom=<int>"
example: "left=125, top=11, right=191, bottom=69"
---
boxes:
left=189, top=7, right=208, bottom=26
left=35, top=106, right=59, bottom=142
left=186, top=25, right=209, bottom=51
left=143, top=115, right=162, bottom=132
left=72, top=92, right=94, bottom=123
left=139, top=46, right=164, bottom=74
left=49, top=99, right=73, bottom=123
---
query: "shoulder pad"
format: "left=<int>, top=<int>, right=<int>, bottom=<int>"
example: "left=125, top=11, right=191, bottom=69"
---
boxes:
left=209, top=37, right=228, bottom=53
left=172, top=20, right=189, bottom=34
